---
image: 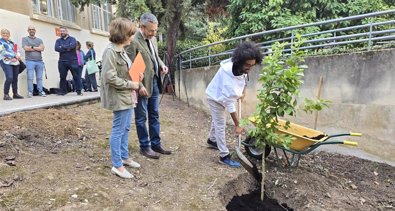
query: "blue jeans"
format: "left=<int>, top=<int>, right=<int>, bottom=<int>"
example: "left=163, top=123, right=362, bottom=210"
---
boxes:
left=135, top=76, right=161, bottom=149
left=0, top=60, right=19, bottom=95
left=110, top=109, right=132, bottom=168
left=58, top=60, right=81, bottom=94
left=26, top=60, right=44, bottom=93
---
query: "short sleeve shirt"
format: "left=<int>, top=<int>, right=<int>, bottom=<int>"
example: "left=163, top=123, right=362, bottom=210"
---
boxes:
left=22, top=36, right=43, bottom=61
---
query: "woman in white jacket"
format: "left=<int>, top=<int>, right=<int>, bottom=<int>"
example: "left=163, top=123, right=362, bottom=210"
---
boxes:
left=206, top=41, right=263, bottom=167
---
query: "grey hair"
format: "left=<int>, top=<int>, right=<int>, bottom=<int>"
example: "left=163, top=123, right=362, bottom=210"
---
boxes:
left=140, top=12, right=158, bottom=26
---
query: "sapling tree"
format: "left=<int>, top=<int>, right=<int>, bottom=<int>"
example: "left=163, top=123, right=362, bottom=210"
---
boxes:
left=249, top=34, right=329, bottom=200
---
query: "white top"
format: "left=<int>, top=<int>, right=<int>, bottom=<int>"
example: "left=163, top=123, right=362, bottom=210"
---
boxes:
left=206, top=58, right=246, bottom=113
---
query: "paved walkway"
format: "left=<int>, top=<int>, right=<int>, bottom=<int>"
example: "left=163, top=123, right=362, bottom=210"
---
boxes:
left=0, top=91, right=100, bottom=116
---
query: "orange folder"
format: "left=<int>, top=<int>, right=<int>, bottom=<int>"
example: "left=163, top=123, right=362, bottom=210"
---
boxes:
left=129, top=52, right=146, bottom=82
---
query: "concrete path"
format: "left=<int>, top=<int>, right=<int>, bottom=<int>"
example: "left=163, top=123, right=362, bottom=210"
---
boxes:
left=0, top=91, right=100, bottom=117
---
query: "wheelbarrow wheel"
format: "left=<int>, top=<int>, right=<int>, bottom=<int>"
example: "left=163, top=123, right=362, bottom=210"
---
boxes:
left=244, top=136, right=271, bottom=160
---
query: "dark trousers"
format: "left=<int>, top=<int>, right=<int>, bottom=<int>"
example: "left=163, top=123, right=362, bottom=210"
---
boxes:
left=58, top=60, right=82, bottom=94
left=0, top=60, right=19, bottom=95
left=85, top=72, right=98, bottom=91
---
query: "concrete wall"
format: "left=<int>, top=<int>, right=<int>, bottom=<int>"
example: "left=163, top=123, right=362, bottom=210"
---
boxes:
left=175, top=49, right=395, bottom=164
left=0, top=3, right=109, bottom=96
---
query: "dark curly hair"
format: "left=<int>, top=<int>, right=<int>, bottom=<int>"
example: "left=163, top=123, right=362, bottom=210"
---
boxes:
left=232, top=41, right=263, bottom=74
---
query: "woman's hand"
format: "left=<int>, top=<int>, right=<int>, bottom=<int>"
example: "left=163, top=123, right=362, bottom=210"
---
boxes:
left=11, top=58, right=17, bottom=63
left=139, top=73, right=144, bottom=82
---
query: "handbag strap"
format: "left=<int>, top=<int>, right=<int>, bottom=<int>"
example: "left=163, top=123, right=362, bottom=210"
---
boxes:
left=90, top=49, right=94, bottom=61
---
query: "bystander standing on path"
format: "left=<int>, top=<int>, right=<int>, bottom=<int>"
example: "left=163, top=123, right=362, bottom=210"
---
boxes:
left=22, top=25, right=46, bottom=98
left=54, top=26, right=82, bottom=96
left=76, top=41, right=85, bottom=92
left=0, top=28, right=24, bottom=100
left=84, top=41, right=98, bottom=92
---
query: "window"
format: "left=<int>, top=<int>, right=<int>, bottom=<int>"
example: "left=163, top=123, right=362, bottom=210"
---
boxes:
left=32, top=0, right=76, bottom=22
left=90, top=2, right=113, bottom=32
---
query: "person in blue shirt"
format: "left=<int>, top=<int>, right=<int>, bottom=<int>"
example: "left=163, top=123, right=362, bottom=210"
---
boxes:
left=84, top=41, right=98, bottom=92
left=54, top=26, right=82, bottom=96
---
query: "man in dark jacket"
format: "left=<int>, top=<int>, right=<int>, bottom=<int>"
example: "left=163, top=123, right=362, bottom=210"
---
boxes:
left=54, top=26, right=82, bottom=95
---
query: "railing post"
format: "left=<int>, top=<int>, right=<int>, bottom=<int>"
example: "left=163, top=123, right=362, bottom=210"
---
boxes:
left=333, top=32, right=336, bottom=46
left=368, top=17, right=373, bottom=49
left=290, top=31, right=295, bottom=54
left=178, top=56, right=182, bottom=100
left=189, top=52, right=192, bottom=69
left=208, top=47, right=211, bottom=66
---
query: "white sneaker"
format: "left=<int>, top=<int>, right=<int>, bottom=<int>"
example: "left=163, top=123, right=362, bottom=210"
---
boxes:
left=122, top=159, right=141, bottom=168
left=40, top=92, right=47, bottom=97
left=111, top=167, right=133, bottom=179
left=27, top=92, right=33, bottom=98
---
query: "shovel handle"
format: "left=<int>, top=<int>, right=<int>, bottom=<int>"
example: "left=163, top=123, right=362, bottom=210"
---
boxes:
left=237, top=99, right=242, bottom=148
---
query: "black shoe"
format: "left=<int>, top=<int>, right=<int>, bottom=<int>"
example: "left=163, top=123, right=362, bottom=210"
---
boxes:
left=13, top=94, right=24, bottom=99
left=3, top=94, right=12, bottom=100
left=140, top=148, right=160, bottom=159
left=57, top=92, right=66, bottom=96
left=207, top=139, right=219, bottom=150
left=77, top=92, right=83, bottom=96
left=152, top=145, right=172, bottom=155
left=93, top=89, right=98, bottom=92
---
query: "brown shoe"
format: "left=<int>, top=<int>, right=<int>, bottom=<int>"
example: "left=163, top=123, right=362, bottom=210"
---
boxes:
left=140, top=148, right=160, bottom=159
left=152, top=145, right=172, bottom=155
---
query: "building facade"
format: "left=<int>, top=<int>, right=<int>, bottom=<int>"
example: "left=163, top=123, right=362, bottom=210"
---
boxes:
left=0, top=0, right=113, bottom=95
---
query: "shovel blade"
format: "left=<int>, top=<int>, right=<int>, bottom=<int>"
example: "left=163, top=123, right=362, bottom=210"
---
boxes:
left=235, top=147, right=262, bottom=183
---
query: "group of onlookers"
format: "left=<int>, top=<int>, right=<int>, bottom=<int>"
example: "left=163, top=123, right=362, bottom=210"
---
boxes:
left=0, top=25, right=98, bottom=100
left=54, top=26, right=97, bottom=96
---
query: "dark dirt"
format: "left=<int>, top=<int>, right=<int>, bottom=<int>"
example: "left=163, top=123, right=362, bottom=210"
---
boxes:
left=0, top=95, right=394, bottom=210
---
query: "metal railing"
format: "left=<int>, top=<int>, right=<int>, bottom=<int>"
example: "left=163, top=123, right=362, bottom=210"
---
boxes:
left=176, top=9, right=395, bottom=71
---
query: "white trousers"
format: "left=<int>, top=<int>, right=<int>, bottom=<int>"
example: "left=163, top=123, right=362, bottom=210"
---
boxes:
left=207, top=98, right=229, bottom=157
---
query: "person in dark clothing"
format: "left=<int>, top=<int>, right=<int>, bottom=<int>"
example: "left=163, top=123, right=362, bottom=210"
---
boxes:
left=54, top=26, right=82, bottom=96
left=84, top=41, right=98, bottom=92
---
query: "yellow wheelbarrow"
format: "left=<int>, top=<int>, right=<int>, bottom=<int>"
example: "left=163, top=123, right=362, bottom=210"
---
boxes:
left=239, top=116, right=361, bottom=168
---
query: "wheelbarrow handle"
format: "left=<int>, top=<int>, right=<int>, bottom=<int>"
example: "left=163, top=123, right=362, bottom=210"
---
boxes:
left=343, top=140, right=358, bottom=146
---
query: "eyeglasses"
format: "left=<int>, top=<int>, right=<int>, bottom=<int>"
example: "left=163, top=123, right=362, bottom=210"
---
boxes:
left=28, top=29, right=36, bottom=31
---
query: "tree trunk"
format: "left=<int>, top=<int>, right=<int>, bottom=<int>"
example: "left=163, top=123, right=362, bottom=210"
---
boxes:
left=165, top=0, right=183, bottom=72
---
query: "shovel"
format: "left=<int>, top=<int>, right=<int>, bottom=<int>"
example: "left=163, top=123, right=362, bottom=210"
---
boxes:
left=235, top=99, right=262, bottom=183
